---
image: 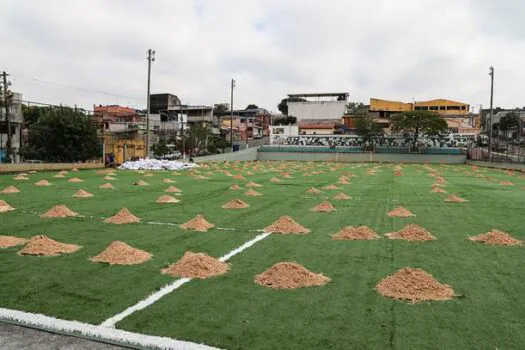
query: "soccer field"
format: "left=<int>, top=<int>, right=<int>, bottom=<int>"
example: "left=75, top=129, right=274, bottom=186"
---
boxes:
left=1, top=162, right=524, bottom=349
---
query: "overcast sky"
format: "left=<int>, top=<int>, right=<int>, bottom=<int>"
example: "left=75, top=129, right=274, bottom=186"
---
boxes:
left=1, top=0, right=524, bottom=112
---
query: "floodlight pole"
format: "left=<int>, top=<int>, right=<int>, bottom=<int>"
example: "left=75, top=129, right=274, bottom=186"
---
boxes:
left=230, top=78, right=235, bottom=152
left=489, top=66, right=494, bottom=161
left=146, top=49, right=155, bottom=159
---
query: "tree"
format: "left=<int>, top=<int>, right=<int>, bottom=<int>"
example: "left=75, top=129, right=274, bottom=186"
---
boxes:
left=272, top=116, right=297, bottom=125
left=151, top=139, right=169, bottom=158
left=390, top=111, right=447, bottom=150
left=24, top=107, right=100, bottom=162
left=214, top=104, right=228, bottom=115
left=22, top=105, right=48, bottom=126
left=184, top=123, right=215, bottom=156
left=206, top=135, right=231, bottom=154
left=355, top=116, right=384, bottom=148
left=245, top=104, right=259, bottom=110
left=277, top=97, right=306, bottom=115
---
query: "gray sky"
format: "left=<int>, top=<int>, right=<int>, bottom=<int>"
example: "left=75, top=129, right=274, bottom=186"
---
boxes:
left=1, top=0, right=524, bottom=112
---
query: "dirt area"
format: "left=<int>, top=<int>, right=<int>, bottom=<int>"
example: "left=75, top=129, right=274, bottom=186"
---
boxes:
left=333, top=193, right=351, bottom=200
left=73, top=190, right=93, bottom=198
left=222, top=199, right=250, bottom=209
left=104, top=208, right=141, bottom=224
left=311, top=201, right=336, bottom=212
left=133, top=180, right=149, bottom=186
left=40, top=205, right=77, bottom=218
left=264, top=216, right=310, bottom=234
left=444, top=195, right=468, bottom=203
left=165, top=186, right=182, bottom=193
left=499, top=181, right=514, bottom=186
left=163, top=178, right=175, bottom=183
left=394, top=171, right=403, bottom=176
left=0, top=235, right=28, bottom=248
left=332, top=226, right=379, bottom=240
left=156, top=195, right=179, bottom=204
left=35, top=180, right=51, bottom=186
left=233, top=174, right=245, bottom=180
left=99, top=183, right=114, bottom=189
left=18, top=235, right=81, bottom=256
left=245, top=189, right=262, bottom=196
left=180, top=215, right=215, bottom=232
left=104, top=176, right=116, bottom=181
left=90, top=241, right=152, bottom=265
left=376, top=267, right=455, bottom=303
left=230, top=184, right=242, bottom=190
left=387, top=207, right=415, bottom=218
left=1, top=186, right=20, bottom=193
left=68, top=177, right=84, bottom=183
left=323, top=185, right=340, bottom=190
left=307, top=187, right=322, bottom=194
left=270, top=177, right=283, bottom=183
left=469, top=229, right=523, bottom=246
left=385, top=224, right=436, bottom=241
left=246, top=181, right=262, bottom=188
left=14, top=175, right=29, bottom=180
left=254, top=262, right=331, bottom=289
left=431, top=186, right=447, bottom=193
left=161, top=251, right=229, bottom=279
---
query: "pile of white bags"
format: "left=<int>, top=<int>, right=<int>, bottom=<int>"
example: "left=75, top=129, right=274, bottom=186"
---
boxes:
left=119, top=159, right=198, bottom=171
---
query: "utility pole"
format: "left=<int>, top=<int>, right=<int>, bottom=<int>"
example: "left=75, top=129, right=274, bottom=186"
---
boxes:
left=230, top=78, right=235, bottom=152
left=146, top=49, right=155, bottom=158
left=489, top=66, right=494, bottom=161
left=2, top=71, right=12, bottom=163
left=180, top=104, right=185, bottom=160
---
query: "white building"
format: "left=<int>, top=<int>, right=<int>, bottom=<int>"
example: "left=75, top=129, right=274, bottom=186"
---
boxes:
left=287, top=92, right=348, bottom=121
left=269, top=124, right=299, bottom=144
left=0, top=92, right=23, bottom=163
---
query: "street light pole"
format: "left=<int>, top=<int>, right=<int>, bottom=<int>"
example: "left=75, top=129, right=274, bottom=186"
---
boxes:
left=146, top=49, right=155, bottom=159
left=489, top=66, right=494, bottom=161
left=230, top=78, right=235, bottom=152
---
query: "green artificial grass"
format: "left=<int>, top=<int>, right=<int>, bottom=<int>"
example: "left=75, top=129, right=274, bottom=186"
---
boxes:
left=1, top=163, right=525, bottom=349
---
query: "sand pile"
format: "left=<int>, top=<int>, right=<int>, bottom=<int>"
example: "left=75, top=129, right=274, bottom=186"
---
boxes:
left=53, top=173, right=65, bottom=178
left=58, top=170, right=68, bottom=175
left=73, top=190, right=93, bottom=198
left=14, top=175, right=29, bottom=180
left=246, top=171, right=254, bottom=176
left=323, top=185, right=340, bottom=190
left=195, top=175, right=209, bottom=180
left=435, top=177, right=446, bottom=184
left=224, top=171, right=233, bottom=176
left=254, top=262, right=330, bottom=289
left=394, top=171, right=403, bottom=177
left=332, top=226, right=379, bottom=240
left=165, top=186, right=182, bottom=193
left=68, top=177, right=84, bottom=183
left=444, top=195, right=468, bottom=203
left=376, top=267, right=454, bottom=303
left=34, top=180, right=51, bottom=186
left=270, top=177, right=283, bottom=183
left=18, top=235, right=81, bottom=256
left=143, top=173, right=154, bottom=177
left=431, top=186, right=446, bottom=193
left=338, top=178, right=350, bottom=185
left=282, top=173, right=293, bottom=179
left=311, top=201, right=336, bottom=212
left=40, top=205, right=77, bottom=218
left=180, top=215, right=215, bottom=232
left=245, top=189, right=262, bottom=197
left=333, top=193, right=351, bottom=200
left=246, top=181, right=262, bottom=188
left=469, top=229, right=522, bottom=246
left=233, top=174, right=245, bottom=180
left=222, top=199, right=250, bottom=209
left=172, top=171, right=181, bottom=176
left=99, top=183, right=114, bottom=189
left=133, top=180, right=149, bottom=186
left=72, top=168, right=79, bottom=172
left=264, top=216, right=310, bottom=234
left=393, top=165, right=403, bottom=172
left=104, top=176, right=116, bottom=181
left=385, top=224, right=436, bottom=241
left=1, top=186, right=20, bottom=194
left=163, top=178, right=175, bottom=184
left=387, top=207, right=415, bottom=218
left=0, top=235, right=28, bottom=248
left=90, top=241, right=152, bottom=265
left=500, top=181, right=514, bottom=186
left=105, top=208, right=141, bottom=224
left=230, top=184, right=241, bottom=190
left=306, top=187, right=322, bottom=194
left=156, top=195, right=179, bottom=204
left=161, top=251, right=229, bottom=279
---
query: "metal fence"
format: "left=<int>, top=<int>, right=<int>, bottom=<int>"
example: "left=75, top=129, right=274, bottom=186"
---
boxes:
left=468, top=146, right=525, bottom=165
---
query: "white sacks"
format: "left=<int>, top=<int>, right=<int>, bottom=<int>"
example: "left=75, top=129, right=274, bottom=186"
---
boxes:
left=119, top=159, right=198, bottom=171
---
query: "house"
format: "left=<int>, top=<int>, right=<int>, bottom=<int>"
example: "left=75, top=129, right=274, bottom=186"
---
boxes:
left=217, top=108, right=272, bottom=140
left=287, top=92, right=349, bottom=121
left=298, top=119, right=337, bottom=135
left=0, top=92, right=23, bottom=163
left=369, top=98, right=470, bottom=118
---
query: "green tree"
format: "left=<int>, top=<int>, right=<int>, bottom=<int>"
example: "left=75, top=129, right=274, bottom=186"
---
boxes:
left=206, top=135, right=231, bottom=154
left=355, top=116, right=384, bottom=147
left=22, top=105, right=48, bottom=126
left=500, top=112, right=520, bottom=139
left=390, top=111, right=447, bottom=150
left=184, top=123, right=215, bottom=156
left=272, top=116, right=297, bottom=126
left=152, top=139, right=169, bottom=158
left=245, top=104, right=259, bottom=110
left=277, top=97, right=306, bottom=115
left=214, top=104, right=229, bottom=115
left=24, top=107, right=100, bottom=162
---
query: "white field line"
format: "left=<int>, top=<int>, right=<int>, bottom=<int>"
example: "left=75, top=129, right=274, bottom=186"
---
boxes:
left=100, top=232, right=272, bottom=328
left=0, top=307, right=220, bottom=350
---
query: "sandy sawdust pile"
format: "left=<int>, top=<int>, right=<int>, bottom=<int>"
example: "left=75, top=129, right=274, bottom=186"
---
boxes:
left=165, top=186, right=182, bottom=193
left=172, top=171, right=181, bottom=176
left=323, top=184, right=340, bottom=190
left=222, top=199, right=250, bottom=209
left=53, top=173, right=66, bottom=178
left=246, top=171, right=254, bottom=176
left=0, top=235, right=28, bottom=248
left=387, top=207, right=415, bottom=218
left=180, top=215, right=215, bottom=232
left=469, top=229, right=522, bottom=246
left=163, top=178, right=175, bottom=184
left=394, top=171, right=404, bottom=177
left=233, top=174, right=245, bottom=180
left=105, top=208, right=141, bottom=224
left=264, top=216, right=310, bottom=234
left=444, top=195, right=468, bottom=203
left=244, top=189, right=262, bottom=197
left=230, top=184, right=242, bottom=190
left=143, top=173, right=154, bottom=177
left=14, top=175, right=29, bottom=180
left=332, top=226, right=379, bottom=240
left=282, top=173, right=293, bottom=179
left=224, top=171, right=233, bottom=177
left=306, top=187, right=322, bottom=194
left=254, top=262, right=330, bottom=289
left=1, top=186, right=20, bottom=194
left=104, top=176, right=116, bottom=181
left=311, top=201, right=336, bottom=212
left=133, top=180, right=149, bottom=186
left=376, top=267, right=455, bottom=303
left=68, top=177, right=84, bottom=183
left=156, top=195, right=179, bottom=204
left=435, top=176, right=446, bottom=184
left=499, top=181, right=514, bottom=186
left=333, top=193, right=352, bottom=200
left=161, top=251, right=229, bottom=279
left=40, top=205, right=77, bottom=218
left=90, top=241, right=152, bottom=265
left=338, top=177, right=350, bottom=185
left=385, top=224, right=436, bottom=241
left=34, top=180, right=51, bottom=186
left=246, top=181, right=262, bottom=188
left=195, top=175, right=209, bottom=180
left=73, top=190, right=93, bottom=198
left=99, top=183, right=114, bottom=189
left=431, top=186, right=446, bottom=193
left=270, top=177, right=283, bottom=183
left=18, top=235, right=81, bottom=256
left=58, top=170, right=68, bottom=175
left=71, top=168, right=79, bottom=172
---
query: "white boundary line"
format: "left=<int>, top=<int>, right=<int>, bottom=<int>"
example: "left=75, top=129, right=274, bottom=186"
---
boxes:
left=0, top=307, right=220, bottom=350
left=100, top=232, right=272, bottom=328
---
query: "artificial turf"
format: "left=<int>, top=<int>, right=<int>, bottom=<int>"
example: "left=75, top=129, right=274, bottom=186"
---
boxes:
left=1, top=162, right=525, bottom=349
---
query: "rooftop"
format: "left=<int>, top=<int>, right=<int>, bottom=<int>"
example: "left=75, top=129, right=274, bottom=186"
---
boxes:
left=288, top=92, right=349, bottom=98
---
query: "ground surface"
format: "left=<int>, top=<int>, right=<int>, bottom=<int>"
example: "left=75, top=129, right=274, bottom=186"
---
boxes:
left=0, top=162, right=524, bottom=350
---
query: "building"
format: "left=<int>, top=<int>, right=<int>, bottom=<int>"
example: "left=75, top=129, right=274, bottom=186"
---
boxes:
left=0, top=92, right=23, bottom=163
left=149, top=93, right=181, bottom=114
left=287, top=92, right=348, bottom=120
left=369, top=98, right=470, bottom=118
left=217, top=108, right=272, bottom=140
left=269, top=124, right=299, bottom=144
left=297, top=119, right=337, bottom=135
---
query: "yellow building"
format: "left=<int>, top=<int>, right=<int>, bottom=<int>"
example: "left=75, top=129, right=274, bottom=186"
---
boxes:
left=104, top=135, right=145, bottom=164
left=369, top=98, right=412, bottom=114
left=369, top=98, right=470, bottom=117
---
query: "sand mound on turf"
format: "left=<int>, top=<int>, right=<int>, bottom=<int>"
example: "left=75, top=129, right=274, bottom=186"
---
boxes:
left=270, top=177, right=283, bottom=183
left=254, top=262, right=330, bottom=289
left=1, top=186, right=20, bottom=194
left=104, top=176, right=116, bottom=181
left=156, top=195, right=179, bottom=204
left=73, top=190, right=93, bottom=198
left=394, top=171, right=403, bottom=176
left=230, top=184, right=241, bottom=190
left=385, top=224, right=436, bottom=241
left=431, top=186, right=446, bottom=193
left=53, top=173, right=65, bottom=178
left=306, top=187, right=322, bottom=194
left=35, top=180, right=51, bottom=186
left=245, top=189, right=262, bottom=197
left=133, top=180, right=149, bottom=186
left=165, top=186, right=182, bottom=193
left=58, top=170, right=68, bottom=175
left=469, top=229, right=522, bottom=246
left=143, top=173, right=154, bottom=177
left=338, top=178, right=350, bottom=185
left=500, top=181, right=513, bottom=186
left=376, top=267, right=454, bottom=303
left=90, top=241, right=152, bottom=265
left=105, top=208, right=141, bottom=224
left=180, top=215, right=215, bottom=232
left=246, top=181, right=262, bottom=188
left=233, top=174, right=245, bottom=180
left=264, top=216, right=310, bottom=234
left=435, top=176, right=446, bottom=184
left=68, top=177, right=83, bottom=183
left=323, top=184, right=340, bottom=190
left=444, top=195, right=468, bottom=203
left=72, top=168, right=79, bottom=172
left=311, top=201, right=336, bottom=212
left=163, top=178, right=175, bottom=184
left=18, top=235, right=81, bottom=256
left=14, top=175, right=29, bottom=180
left=0, top=200, right=15, bottom=213
left=40, top=205, right=77, bottom=218
left=99, top=183, right=114, bottom=189
left=0, top=235, right=28, bottom=248
left=332, top=226, right=379, bottom=240
left=387, top=207, right=415, bottom=217
left=161, top=251, right=229, bottom=279
left=222, top=199, right=250, bottom=209
left=333, top=193, right=351, bottom=200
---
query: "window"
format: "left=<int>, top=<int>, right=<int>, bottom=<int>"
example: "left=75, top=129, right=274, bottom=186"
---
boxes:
left=429, top=106, right=439, bottom=111
left=439, top=106, right=446, bottom=110
left=273, top=128, right=285, bottom=135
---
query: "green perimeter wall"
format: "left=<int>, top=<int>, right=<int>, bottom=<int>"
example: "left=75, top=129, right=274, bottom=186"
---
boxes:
left=194, top=147, right=258, bottom=163
left=0, top=162, right=104, bottom=174
left=466, top=160, right=525, bottom=171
